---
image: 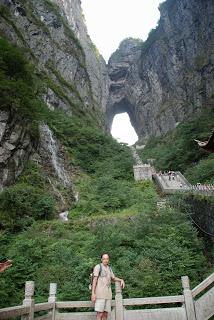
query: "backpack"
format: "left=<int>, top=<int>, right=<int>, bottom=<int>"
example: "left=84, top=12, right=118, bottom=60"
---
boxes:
left=89, top=264, right=112, bottom=291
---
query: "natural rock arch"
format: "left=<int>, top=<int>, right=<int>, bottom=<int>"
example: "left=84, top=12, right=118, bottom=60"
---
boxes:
left=105, top=38, right=147, bottom=142
left=106, top=98, right=138, bottom=137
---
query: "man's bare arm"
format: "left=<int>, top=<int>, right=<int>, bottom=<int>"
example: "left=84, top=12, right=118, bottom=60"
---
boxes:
left=112, top=276, right=125, bottom=289
left=0, top=260, right=12, bottom=273
left=91, top=276, right=98, bottom=302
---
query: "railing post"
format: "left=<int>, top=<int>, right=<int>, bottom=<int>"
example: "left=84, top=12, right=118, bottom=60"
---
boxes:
left=115, top=281, right=124, bottom=320
left=22, top=281, right=35, bottom=320
left=48, top=283, right=57, bottom=320
left=182, top=276, right=196, bottom=320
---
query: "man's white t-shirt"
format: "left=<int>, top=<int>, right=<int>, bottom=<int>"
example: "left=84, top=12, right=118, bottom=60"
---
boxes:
left=93, top=263, right=115, bottom=299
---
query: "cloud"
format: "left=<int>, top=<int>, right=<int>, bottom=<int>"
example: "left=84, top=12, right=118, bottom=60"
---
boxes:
left=81, top=0, right=164, bottom=62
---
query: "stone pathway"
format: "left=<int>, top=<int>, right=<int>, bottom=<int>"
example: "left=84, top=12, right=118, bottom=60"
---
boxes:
left=130, top=146, right=143, bottom=165
left=155, top=172, right=191, bottom=191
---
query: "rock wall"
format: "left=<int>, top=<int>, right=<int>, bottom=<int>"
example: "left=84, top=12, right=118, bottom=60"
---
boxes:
left=106, top=0, right=214, bottom=142
left=0, top=110, right=33, bottom=191
left=54, top=0, right=109, bottom=112
left=0, top=0, right=109, bottom=191
left=1, top=0, right=214, bottom=191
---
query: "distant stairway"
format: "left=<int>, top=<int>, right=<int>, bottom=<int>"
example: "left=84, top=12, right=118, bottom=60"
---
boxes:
left=130, top=146, right=143, bottom=165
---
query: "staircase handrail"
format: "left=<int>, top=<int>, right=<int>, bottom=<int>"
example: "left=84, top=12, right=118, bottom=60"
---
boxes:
left=123, top=294, right=184, bottom=306
left=0, top=305, right=30, bottom=319
left=192, top=272, right=214, bottom=298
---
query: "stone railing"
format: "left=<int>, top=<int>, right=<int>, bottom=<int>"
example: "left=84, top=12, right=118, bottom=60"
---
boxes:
left=153, top=171, right=192, bottom=194
left=153, top=172, right=214, bottom=197
left=188, top=186, right=214, bottom=197
left=0, top=273, right=214, bottom=320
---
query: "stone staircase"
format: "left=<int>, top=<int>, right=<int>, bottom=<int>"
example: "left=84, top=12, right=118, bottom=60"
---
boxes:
left=130, top=146, right=155, bottom=181
left=130, top=146, right=143, bottom=165
left=130, top=146, right=214, bottom=196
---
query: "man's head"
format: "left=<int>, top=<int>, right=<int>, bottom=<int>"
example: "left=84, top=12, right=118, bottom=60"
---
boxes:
left=101, top=253, right=109, bottom=266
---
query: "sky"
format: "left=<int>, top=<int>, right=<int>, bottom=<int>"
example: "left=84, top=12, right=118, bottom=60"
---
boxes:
left=111, top=113, right=138, bottom=145
left=81, top=0, right=164, bottom=145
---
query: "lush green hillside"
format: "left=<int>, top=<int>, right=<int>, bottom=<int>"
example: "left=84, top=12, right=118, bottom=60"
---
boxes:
left=138, top=107, right=214, bottom=184
left=0, top=37, right=214, bottom=308
left=1, top=107, right=214, bottom=307
left=1, top=181, right=213, bottom=307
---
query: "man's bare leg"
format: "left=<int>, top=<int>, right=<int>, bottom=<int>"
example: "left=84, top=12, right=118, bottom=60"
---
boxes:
left=102, top=311, right=108, bottom=320
left=96, top=312, right=103, bottom=320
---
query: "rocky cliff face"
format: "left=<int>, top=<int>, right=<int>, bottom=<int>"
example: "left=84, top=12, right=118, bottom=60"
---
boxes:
left=0, top=0, right=108, bottom=195
left=107, top=0, right=214, bottom=142
left=1, top=0, right=214, bottom=193
left=54, top=0, right=109, bottom=112
left=0, top=110, right=33, bottom=189
left=0, top=0, right=108, bottom=113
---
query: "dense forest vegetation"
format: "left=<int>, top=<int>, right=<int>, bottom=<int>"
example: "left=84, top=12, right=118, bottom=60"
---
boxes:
left=0, top=37, right=213, bottom=308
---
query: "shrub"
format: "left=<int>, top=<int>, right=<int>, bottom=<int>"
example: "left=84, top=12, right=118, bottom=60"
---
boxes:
left=0, top=204, right=208, bottom=307
left=170, top=193, right=214, bottom=239
left=17, top=161, right=47, bottom=188
left=185, top=154, right=214, bottom=184
left=139, top=107, right=214, bottom=177
left=47, top=110, right=134, bottom=176
left=0, top=37, right=48, bottom=136
left=0, top=183, right=55, bottom=231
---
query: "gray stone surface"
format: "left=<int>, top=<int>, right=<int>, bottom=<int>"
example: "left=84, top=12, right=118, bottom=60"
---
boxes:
left=106, top=0, right=214, bottom=142
left=130, top=146, right=154, bottom=181
left=53, top=0, right=109, bottom=112
left=0, top=0, right=108, bottom=116
left=133, top=165, right=153, bottom=181
left=1, top=275, right=214, bottom=320
left=1, top=0, right=214, bottom=194
left=130, top=145, right=143, bottom=165
left=154, top=172, right=192, bottom=194
left=0, top=0, right=108, bottom=190
left=0, top=110, right=33, bottom=190
left=59, top=211, right=69, bottom=221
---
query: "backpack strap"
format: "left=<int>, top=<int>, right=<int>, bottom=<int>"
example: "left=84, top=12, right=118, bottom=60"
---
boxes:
left=98, top=263, right=102, bottom=277
left=98, top=264, right=113, bottom=277
left=99, top=264, right=112, bottom=274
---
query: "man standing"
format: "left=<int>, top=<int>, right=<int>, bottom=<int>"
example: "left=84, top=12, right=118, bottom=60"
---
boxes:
left=91, top=253, right=125, bottom=320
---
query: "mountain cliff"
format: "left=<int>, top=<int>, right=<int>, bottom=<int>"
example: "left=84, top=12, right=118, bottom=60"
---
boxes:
left=107, top=0, right=214, bottom=142
left=53, top=0, right=109, bottom=111
left=0, top=0, right=108, bottom=194
left=1, top=0, right=214, bottom=193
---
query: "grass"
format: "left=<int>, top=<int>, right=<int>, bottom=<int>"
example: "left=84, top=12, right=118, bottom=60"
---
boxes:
left=46, top=60, right=84, bottom=103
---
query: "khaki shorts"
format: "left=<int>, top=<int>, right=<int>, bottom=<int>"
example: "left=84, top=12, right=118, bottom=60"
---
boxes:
left=95, top=298, right=111, bottom=313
